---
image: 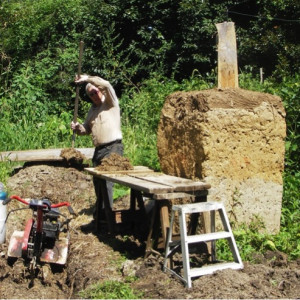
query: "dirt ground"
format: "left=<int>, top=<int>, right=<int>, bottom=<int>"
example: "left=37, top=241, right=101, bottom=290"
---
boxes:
left=0, top=163, right=299, bottom=299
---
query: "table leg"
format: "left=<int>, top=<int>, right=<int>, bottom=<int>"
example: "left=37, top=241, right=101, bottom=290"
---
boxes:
left=193, top=191, right=209, bottom=232
left=188, top=192, right=208, bottom=234
left=145, top=201, right=158, bottom=257
left=159, top=200, right=170, bottom=249
left=195, top=191, right=212, bottom=258
left=145, top=199, right=171, bottom=257
left=130, top=190, right=146, bottom=213
left=128, top=189, right=147, bottom=232
left=130, top=190, right=136, bottom=212
left=95, top=192, right=100, bottom=232
left=98, top=179, right=115, bottom=233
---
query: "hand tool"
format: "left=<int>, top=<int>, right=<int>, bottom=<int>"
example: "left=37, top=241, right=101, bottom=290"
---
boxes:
left=72, top=40, right=84, bottom=148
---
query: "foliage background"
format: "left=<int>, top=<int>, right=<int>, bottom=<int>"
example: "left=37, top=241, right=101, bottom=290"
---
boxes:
left=0, top=0, right=299, bottom=260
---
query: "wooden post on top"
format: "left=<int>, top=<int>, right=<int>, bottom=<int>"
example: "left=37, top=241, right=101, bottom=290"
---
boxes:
left=216, top=22, right=239, bottom=89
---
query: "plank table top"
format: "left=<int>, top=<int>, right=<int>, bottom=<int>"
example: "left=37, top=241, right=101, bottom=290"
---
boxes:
left=85, top=166, right=211, bottom=195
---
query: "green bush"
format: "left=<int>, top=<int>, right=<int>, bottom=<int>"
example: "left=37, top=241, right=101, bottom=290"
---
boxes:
left=2, top=0, right=298, bottom=99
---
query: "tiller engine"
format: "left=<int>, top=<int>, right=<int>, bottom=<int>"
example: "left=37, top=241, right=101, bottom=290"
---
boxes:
left=4, top=195, right=75, bottom=272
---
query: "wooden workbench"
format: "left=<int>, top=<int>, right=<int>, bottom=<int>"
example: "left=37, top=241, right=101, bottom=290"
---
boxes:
left=85, top=167, right=211, bottom=255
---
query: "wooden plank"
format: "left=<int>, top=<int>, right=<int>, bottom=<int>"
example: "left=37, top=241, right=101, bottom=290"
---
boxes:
left=85, top=168, right=174, bottom=194
left=152, top=191, right=208, bottom=200
left=0, top=148, right=94, bottom=162
left=104, top=175, right=174, bottom=194
left=128, top=174, right=211, bottom=192
left=216, top=21, right=239, bottom=89
left=85, top=166, right=154, bottom=175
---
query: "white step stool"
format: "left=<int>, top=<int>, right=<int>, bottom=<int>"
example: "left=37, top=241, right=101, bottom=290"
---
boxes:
left=163, top=201, right=243, bottom=288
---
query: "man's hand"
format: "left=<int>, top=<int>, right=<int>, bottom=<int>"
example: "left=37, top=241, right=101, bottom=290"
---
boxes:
left=71, top=121, right=80, bottom=131
left=75, top=74, right=89, bottom=84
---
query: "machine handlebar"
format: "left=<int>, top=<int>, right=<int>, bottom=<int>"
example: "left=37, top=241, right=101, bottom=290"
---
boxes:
left=6, top=195, right=75, bottom=214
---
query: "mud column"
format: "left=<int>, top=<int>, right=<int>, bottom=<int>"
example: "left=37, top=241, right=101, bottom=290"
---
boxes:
left=157, top=89, right=286, bottom=233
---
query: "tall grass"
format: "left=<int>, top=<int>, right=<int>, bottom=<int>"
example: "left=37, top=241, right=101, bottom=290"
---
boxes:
left=79, top=279, right=143, bottom=299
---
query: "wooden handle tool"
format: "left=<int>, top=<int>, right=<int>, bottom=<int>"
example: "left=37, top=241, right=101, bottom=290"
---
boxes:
left=72, top=40, right=84, bottom=148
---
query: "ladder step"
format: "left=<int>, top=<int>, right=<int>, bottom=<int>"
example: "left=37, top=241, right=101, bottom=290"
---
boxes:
left=189, top=262, right=243, bottom=278
left=164, top=202, right=243, bottom=288
left=185, top=231, right=232, bottom=243
left=172, top=202, right=223, bottom=213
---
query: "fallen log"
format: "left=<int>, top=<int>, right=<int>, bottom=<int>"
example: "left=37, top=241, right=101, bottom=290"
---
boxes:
left=0, top=148, right=94, bottom=162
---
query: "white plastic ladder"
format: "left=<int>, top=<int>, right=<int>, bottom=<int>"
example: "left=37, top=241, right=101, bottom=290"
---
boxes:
left=163, top=202, right=243, bottom=288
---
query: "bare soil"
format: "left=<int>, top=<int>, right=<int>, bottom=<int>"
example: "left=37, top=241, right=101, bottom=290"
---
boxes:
left=60, top=148, right=86, bottom=166
left=0, top=163, right=299, bottom=299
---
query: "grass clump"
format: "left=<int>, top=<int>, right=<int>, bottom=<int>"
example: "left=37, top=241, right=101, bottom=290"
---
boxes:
left=79, top=279, right=143, bottom=299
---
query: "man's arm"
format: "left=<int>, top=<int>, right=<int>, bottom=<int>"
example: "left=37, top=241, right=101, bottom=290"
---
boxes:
left=76, top=74, right=119, bottom=105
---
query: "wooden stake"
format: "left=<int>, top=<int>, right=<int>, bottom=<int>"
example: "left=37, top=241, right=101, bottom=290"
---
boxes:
left=260, top=67, right=264, bottom=83
left=216, top=22, right=239, bottom=89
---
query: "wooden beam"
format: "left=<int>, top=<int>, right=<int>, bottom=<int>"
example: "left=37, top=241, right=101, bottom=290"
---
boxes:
left=0, top=148, right=94, bottom=162
left=85, top=166, right=154, bottom=175
left=216, top=22, right=239, bottom=89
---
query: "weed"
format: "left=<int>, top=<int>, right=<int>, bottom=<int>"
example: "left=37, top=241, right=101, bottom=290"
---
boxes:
left=113, top=184, right=130, bottom=200
left=228, top=188, right=243, bottom=225
left=78, top=280, right=143, bottom=299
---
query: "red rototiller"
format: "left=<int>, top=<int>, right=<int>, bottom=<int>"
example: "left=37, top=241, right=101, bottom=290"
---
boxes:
left=3, top=195, right=75, bottom=274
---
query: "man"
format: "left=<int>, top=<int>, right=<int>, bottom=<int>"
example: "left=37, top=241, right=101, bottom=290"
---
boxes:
left=71, top=74, right=123, bottom=232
